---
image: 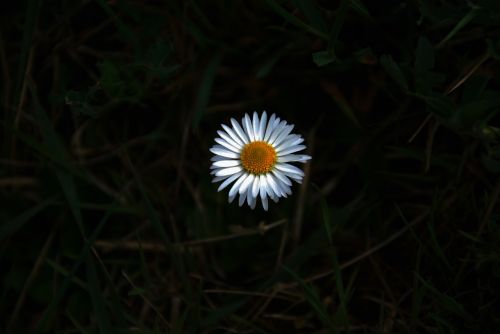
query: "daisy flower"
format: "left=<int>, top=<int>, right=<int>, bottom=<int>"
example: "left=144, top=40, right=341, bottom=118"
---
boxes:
left=210, top=111, right=311, bottom=210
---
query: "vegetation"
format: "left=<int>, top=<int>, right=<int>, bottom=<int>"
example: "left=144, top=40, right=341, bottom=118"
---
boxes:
left=1, top=0, right=500, bottom=332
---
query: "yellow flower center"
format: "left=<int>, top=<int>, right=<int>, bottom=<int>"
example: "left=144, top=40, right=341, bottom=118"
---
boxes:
left=240, top=141, right=277, bottom=175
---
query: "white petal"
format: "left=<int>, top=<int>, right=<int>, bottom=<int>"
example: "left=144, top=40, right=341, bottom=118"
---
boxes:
left=277, top=154, right=311, bottom=163
left=231, top=118, right=250, bottom=144
left=211, top=155, right=228, bottom=162
left=228, top=173, right=249, bottom=197
left=286, top=172, right=303, bottom=183
left=215, top=138, right=239, bottom=152
left=277, top=145, right=307, bottom=156
left=274, top=178, right=291, bottom=197
left=217, top=172, right=242, bottom=191
left=222, top=124, right=245, bottom=147
left=228, top=192, right=237, bottom=203
left=215, top=166, right=242, bottom=177
left=266, top=183, right=276, bottom=200
left=275, top=135, right=304, bottom=152
left=212, top=160, right=240, bottom=168
left=251, top=175, right=260, bottom=198
left=252, top=112, right=260, bottom=140
left=275, top=163, right=304, bottom=176
left=239, top=190, right=247, bottom=206
left=212, top=175, right=229, bottom=183
left=268, top=122, right=289, bottom=145
left=238, top=174, right=254, bottom=194
left=210, top=146, right=239, bottom=159
left=247, top=185, right=257, bottom=209
left=243, top=114, right=255, bottom=142
left=271, top=124, right=294, bottom=146
left=218, top=130, right=242, bottom=150
left=263, top=114, right=277, bottom=141
left=266, top=173, right=281, bottom=198
left=259, top=181, right=268, bottom=211
left=258, top=111, right=267, bottom=141
left=272, top=170, right=292, bottom=186
left=270, top=191, right=279, bottom=202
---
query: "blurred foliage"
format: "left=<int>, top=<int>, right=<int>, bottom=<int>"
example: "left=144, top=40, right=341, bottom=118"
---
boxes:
left=1, top=0, right=500, bottom=333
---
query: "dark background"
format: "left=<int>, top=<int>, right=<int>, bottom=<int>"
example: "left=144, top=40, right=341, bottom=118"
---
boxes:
left=1, top=0, right=500, bottom=333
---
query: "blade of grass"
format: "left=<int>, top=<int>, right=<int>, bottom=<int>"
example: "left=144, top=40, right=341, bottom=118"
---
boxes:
left=283, top=266, right=335, bottom=332
left=0, top=196, right=57, bottom=240
left=86, top=254, right=113, bottom=333
left=192, top=51, right=223, bottom=128
left=426, top=205, right=453, bottom=273
left=200, top=299, right=248, bottom=328
left=29, top=82, right=84, bottom=235
left=66, top=311, right=91, bottom=334
left=437, top=9, right=480, bottom=48
left=123, top=154, right=186, bottom=281
left=95, top=0, right=140, bottom=53
left=350, top=0, right=371, bottom=19
left=321, top=81, right=362, bottom=128
left=45, top=259, right=88, bottom=290
left=265, top=0, right=329, bottom=39
left=327, top=0, right=349, bottom=57
left=410, top=246, right=424, bottom=334
left=330, top=248, right=350, bottom=329
left=416, top=274, right=469, bottom=319
left=7, top=231, right=55, bottom=332
left=292, top=0, right=328, bottom=34
left=321, top=196, right=333, bottom=245
left=380, top=54, right=409, bottom=92
left=35, top=211, right=112, bottom=333
left=12, top=0, right=40, bottom=123
left=91, top=250, right=128, bottom=328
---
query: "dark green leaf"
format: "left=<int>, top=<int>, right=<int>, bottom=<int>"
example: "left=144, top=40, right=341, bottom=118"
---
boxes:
left=312, top=50, right=335, bottom=66
left=380, top=54, right=409, bottom=91
left=193, top=51, right=223, bottom=127
left=292, top=0, right=328, bottom=34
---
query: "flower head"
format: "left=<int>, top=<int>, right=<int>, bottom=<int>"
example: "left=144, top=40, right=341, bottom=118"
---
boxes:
left=210, top=111, right=311, bottom=210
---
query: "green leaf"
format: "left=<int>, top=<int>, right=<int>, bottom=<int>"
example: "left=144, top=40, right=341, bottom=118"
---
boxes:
left=30, top=84, right=84, bottom=235
left=312, top=50, right=335, bottom=66
left=321, top=197, right=333, bottom=245
left=98, top=60, right=125, bottom=96
left=86, top=255, right=113, bottom=334
left=414, top=37, right=442, bottom=94
left=257, top=48, right=287, bottom=78
left=284, top=266, right=336, bottom=331
left=487, top=38, right=500, bottom=60
left=415, top=37, right=434, bottom=72
left=481, top=151, right=500, bottom=173
left=380, top=54, right=409, bottom=92
left=417, top=274, right=470, bottom=319
left=437, top=9, right=480, bottom=47
left=292, top=0, right=328, bottom=34
left=13, top=0, right=40, bottom=123
left=322, top=82, right=362, bottom=128
left=95, top=0, right=141, bottom=53
left=36, top=211, right=112, bottom=333
left=349, top=0, right=371, bottom=19
left=0, top=197, right=57, bottom=240
left=192, top=51, right=223, bottom=127
left=328, top=0, right=350, bottom=57
left=125, top=155, right=187, bottom=284
left=265, top=0, right=329, bottom=39
left=454, top=92, right=500, bottom=127
left=415, top=93, right=454, bottom=118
